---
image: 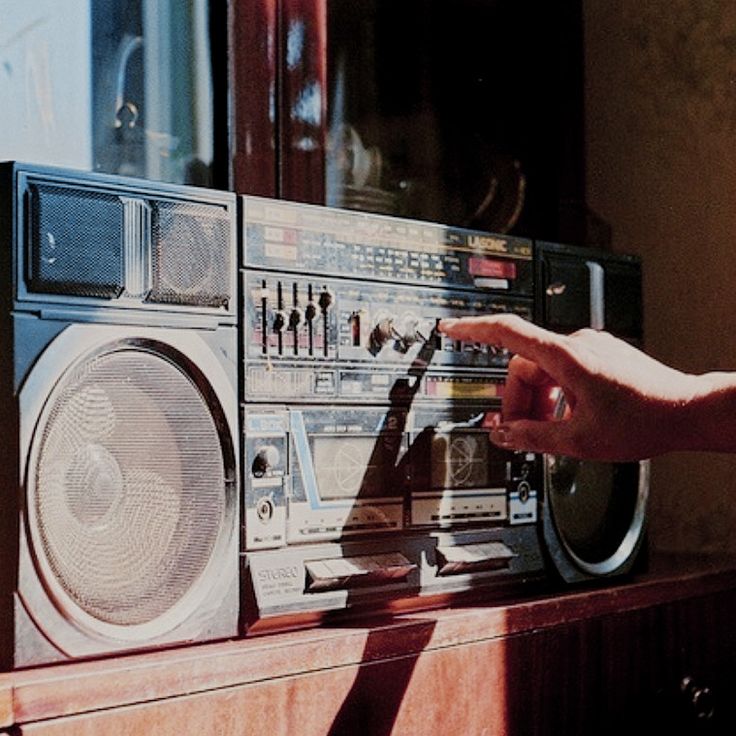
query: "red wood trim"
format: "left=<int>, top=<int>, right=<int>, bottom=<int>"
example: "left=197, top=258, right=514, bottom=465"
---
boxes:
left=278, top=0, right=327, bottom=203
left=229, top=0, right=278, bottom=196
left=1, top=556, right=735, bottom=729
left=16, top=640, right=509, bottom=736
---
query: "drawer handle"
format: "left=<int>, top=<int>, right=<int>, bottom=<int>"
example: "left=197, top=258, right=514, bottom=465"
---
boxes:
left=680, top=675, right=715, bottom=721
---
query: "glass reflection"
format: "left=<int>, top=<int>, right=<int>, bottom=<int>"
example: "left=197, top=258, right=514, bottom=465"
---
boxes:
left=325, top=0, right=583, bottom=238
left=0, top=0, right=217, bottom=186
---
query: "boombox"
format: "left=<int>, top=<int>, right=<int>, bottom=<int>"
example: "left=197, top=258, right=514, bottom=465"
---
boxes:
left=0, top=163, right=240, bottom=669
left=0, top=163, right=648, bottom=669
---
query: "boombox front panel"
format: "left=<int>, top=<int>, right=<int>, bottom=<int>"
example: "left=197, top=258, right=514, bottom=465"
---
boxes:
left=238, top=195, right=549, bottom=628
left=15, top=321, right=239, bottom=663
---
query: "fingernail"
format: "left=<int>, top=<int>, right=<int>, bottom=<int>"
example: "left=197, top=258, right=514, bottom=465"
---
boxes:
left=491, top=424, right=515, bottom=448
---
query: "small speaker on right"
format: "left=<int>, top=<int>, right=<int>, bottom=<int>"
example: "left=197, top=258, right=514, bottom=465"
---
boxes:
left=534, top=241, right=649, bottom=583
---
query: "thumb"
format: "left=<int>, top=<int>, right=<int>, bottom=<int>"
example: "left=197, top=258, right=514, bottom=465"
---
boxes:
left=490, top=419, right=574, bottom=456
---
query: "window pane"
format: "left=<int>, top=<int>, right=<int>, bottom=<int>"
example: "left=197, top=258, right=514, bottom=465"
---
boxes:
left=0, top=0, right=218, bottom=187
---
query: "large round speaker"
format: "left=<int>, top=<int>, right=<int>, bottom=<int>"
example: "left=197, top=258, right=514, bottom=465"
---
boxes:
left=18, top=324, right=238, bottom=655
left=542, top=455, right=649, bottom=582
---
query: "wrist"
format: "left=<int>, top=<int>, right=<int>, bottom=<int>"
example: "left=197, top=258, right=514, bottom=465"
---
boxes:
left=676, top=372, right=736, bottom=453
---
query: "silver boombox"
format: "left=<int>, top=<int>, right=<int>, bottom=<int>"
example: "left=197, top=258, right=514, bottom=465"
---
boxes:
left=0, top=164, right=647, bottom=669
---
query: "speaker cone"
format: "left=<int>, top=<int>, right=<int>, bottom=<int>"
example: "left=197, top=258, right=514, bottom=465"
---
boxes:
left=27, top=340, right=234, bottom=636
left=544, top=455, right=648, bottom=579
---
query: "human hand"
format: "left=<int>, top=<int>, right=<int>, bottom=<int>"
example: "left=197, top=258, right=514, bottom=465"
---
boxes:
left=438, top=314, right=704, bottom=461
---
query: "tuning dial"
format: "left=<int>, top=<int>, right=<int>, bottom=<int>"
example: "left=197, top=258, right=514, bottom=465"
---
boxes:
left=252, top=445, right=281, bottom=477
left=403, top=330, right=419, bottom=347
left=401, top=321, right=422, bottom=350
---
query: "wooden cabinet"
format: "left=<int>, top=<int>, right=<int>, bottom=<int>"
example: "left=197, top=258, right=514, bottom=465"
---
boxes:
left=229, top=0, right=326, bottom=202
left=228, top=1, right=587, bottom=243
left=2, top=557, right=736, bottom=735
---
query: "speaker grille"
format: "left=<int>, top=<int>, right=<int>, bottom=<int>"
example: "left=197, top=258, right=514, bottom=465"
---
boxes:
left=28, top=183, right=125, bottom=298
left=148, top=201, right=232, bottom=308
left=547, top=457, right=640, bottom=565
left=31, top=345, right=229, bottom=628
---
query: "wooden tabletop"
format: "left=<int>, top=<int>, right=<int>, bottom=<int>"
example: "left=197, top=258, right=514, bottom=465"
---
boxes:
left=2, top=553, right=735, bottom=731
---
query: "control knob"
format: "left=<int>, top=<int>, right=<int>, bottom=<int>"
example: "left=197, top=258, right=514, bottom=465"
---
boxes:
left=256, top=496, right=275, bottom=523
left=318, top=288, right=334, bottom=312
left=398, top=317, right=424, bottom=351
left=370, top=317, right=396, bottom=351
left=252, top=445, right=281, bottom=477
left=289, top=307, right=305, bottom=329
left=304, top=301, right=318, bottom=322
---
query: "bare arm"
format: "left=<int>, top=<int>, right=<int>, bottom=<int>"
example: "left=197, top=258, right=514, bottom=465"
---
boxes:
left=438, top=314, right=736, bottom=461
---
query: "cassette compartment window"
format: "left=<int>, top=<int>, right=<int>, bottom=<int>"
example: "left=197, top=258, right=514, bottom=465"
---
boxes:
left=312, top=434, right=404, bottom=500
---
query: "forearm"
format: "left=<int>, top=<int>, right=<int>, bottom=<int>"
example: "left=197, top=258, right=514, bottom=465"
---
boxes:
left=438, top=314, right=736, bottom=460
left=676, top=372, right=736, bottom=453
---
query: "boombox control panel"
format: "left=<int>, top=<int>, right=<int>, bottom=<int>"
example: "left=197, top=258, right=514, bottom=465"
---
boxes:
left=240, top=196, right=545, bottom=627
left=243, top=270, right=533, bottom=401
left=241, top=197, right=533, bottom=405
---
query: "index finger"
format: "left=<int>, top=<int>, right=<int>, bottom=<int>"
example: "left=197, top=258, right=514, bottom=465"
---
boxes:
left=437, top=314, right=580, bottom=385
